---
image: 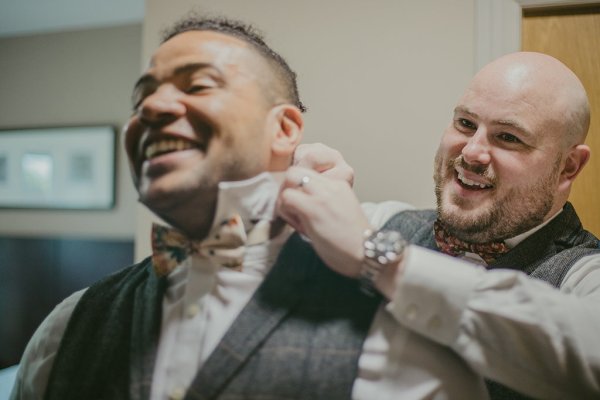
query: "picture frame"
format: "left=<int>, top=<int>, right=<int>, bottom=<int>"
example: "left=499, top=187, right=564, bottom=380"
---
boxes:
left=0, top=125, right=116, bottom=210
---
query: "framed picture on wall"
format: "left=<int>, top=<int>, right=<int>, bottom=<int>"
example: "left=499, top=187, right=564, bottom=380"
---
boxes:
left=0, top=126, right=116, bottom=210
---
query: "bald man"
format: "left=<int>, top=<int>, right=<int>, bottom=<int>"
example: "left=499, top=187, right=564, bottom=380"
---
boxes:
left=279, top=52, right=600, bottom=399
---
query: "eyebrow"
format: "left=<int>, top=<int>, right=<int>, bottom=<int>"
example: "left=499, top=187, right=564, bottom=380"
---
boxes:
left=132, top=62, right=223, bottom=91
left=496, top=118, right=533, bottom=138
left=454, top=106, right=533, bottom=138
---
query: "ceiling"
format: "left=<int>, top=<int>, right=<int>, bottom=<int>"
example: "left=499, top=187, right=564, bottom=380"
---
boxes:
left=0, top=0, right=144, bottom=38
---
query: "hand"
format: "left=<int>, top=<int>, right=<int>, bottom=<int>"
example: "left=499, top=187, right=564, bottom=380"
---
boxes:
left=292, top=143, right=354, bottom=186
left=278, top=166, right=369, bottom=279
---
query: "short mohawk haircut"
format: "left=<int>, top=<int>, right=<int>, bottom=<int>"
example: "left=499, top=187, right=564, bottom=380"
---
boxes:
left=161, top=14, right=306, bottom=113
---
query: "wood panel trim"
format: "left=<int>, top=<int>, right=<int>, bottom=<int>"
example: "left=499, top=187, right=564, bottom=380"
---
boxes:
left=517, top=0, right=599, bottom=7
left=474, top=0, right=599, bottom=69
left=524, top=4, right=600, bottom=17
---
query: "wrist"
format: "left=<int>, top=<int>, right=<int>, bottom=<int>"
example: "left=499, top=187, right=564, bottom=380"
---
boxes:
left=359, top=228, right=406, bottom=296
left=374, top=247, right=407, bottom=300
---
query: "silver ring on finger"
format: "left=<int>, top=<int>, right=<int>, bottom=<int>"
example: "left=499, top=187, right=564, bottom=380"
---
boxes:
left=298, top=175, right=310, bottom=188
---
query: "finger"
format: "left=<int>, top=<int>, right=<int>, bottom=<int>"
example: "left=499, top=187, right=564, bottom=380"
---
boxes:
left=321, top=165, right=354, bottom=187
left=280, top=166, right=311, bottom=191
left=283, top=166, right=328, bottom=195
left=292, top=143, right=330, bottom=169
left=278, top=187, right=319, bottom=232
left=275, top=187, right=305, bottom=234
left=278, top=186, right=314, bottom=219
left=277, top=208, right=306, bottom=235
left=296, top=172, right=346, bottom=197
left=293, top=143, right=354, bottom=186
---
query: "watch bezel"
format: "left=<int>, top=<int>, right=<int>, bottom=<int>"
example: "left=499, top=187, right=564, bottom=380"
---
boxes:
left=360, top=229, right=406, bottom=296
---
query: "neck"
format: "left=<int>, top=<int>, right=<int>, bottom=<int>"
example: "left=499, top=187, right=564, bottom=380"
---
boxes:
left=149, top=194, right=218, bottom=240
left=149, top=172, right=284, bottom=240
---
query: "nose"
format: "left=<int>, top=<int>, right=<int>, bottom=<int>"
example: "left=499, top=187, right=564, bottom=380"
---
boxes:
left=138, top=84, right=186, bottom=127
left=461, top=128, right=491, bottom=165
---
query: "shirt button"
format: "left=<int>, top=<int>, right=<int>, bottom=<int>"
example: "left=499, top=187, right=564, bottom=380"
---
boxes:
left=169, top=387, right=185, bottom=400
left=186, top=303, right=201, bottom=318
left=405, top=303, right=418, bottom=321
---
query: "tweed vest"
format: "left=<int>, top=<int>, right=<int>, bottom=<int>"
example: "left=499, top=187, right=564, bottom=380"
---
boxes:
left=44, top=233, right=380, bottom=400
left=382, top=202, right=600, bottom=400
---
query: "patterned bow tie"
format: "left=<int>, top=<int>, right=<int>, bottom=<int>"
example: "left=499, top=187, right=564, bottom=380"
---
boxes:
left=433, top=220, right=509, bottom=264
left=151, top=215, right=271, bottom=276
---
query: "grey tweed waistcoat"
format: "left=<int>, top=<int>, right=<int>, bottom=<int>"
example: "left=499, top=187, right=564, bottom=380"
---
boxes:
left=381, top=201, right=600, bottom=400
left=45, top=233, right=381, bottom=400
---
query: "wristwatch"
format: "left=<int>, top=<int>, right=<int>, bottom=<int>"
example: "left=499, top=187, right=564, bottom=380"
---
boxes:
left=360, top=228, right=406, bottom=296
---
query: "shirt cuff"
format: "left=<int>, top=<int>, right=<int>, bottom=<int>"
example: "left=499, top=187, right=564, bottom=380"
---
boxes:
left=385, top=245, right=485, bottom=346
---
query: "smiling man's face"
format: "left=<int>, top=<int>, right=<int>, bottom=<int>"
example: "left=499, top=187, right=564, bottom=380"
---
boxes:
left=432, top=55, right=573, bottom=243
left=124, top=30, right=275, bottom=221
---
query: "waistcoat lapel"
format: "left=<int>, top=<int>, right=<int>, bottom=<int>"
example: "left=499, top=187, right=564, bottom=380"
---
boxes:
left=489, top=203, right=600, bottom=286
left=185, top=235, right=311, bottom=400
left=45, top=258, right=166, bottom=400
left=129, top=262, right=167, bottom=400
left=185, top=233, right=380, bottom=400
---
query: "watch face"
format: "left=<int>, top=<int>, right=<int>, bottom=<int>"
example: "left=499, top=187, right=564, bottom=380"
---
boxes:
left=375, top=230, right=404, bottom=252
left=365, top=230, right=405, bottom=264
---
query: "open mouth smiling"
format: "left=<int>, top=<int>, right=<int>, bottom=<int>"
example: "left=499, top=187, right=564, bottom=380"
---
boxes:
left=144, top=138, right=199, bottom=160
left=455, top=169, right=493, bottom=190
left=132, top=119, right=215, bottom=177
left=134, top=135, right=207, bottom=177
left=140, top=131, right=210, bottom=164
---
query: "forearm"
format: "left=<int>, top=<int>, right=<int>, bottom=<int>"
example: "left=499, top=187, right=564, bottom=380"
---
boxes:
left=385, top=248, right=600, bottom=398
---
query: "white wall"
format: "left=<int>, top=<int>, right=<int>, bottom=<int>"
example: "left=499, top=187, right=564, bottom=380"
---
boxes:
left=135, top=0, right=476, bottom=258
left=0, top=25, right=142, bottom=239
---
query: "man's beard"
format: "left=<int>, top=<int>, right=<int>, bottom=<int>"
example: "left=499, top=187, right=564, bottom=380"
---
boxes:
left=433, top=153, right=560, bottom=243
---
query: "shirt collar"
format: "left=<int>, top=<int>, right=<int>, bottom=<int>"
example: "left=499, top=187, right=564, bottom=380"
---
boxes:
left=461, top=208, right=563, bottom=265
left=210, top=171, right=284, bottom=232
left=163, top=171, right=288, bottom=285
left=504, top=208, right=563, bottom=249
left=154, top=171, right=284, bottom=234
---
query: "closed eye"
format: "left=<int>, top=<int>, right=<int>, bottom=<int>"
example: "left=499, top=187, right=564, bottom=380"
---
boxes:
left=187, top=85, right=211, bottom=94
left=131, top=87, right=155, bottom=112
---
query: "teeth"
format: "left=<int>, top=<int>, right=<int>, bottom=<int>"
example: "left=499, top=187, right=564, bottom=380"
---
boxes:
left=457, top=171, right=491, bottom=189
left=145, top=139, right=194, bottom=159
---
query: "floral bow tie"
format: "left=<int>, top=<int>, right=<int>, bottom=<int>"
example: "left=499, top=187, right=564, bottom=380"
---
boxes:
left=433, top=220, right=509, bottom=264
left=151, top=215, right=271, bottom=276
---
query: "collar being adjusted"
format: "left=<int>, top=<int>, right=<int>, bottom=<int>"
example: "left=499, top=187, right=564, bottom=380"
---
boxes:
left=152, top=172, right=287, bottom=276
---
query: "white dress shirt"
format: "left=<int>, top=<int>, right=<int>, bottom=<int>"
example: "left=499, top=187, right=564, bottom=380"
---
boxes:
left=150, top=173, right=294, bottom=400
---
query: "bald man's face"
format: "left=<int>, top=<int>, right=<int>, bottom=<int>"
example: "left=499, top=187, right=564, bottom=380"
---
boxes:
left=433, top=62, right=568, bottom=243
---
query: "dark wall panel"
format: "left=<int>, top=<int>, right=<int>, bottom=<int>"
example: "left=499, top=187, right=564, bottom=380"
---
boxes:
left=0, top=236, right=133, bottom=368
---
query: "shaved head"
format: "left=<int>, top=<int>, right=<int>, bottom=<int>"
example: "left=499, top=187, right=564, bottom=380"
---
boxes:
left=434, top=51, right=591, bottom=242
left=473, top=52, right=590, bottom=147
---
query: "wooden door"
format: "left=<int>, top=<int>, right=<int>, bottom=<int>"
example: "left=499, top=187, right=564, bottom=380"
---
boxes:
left=522, top=5, right=600, bottom=236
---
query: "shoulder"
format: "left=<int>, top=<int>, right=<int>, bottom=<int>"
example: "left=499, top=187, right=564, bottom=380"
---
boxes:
left=381, top=207, right=437, bottom=235
left=11, top=259, right=152, bottom=399
left=11, top=289, right=86, bottom=399
left=561, top=252, right=600, bottom=297
left=361, top=201, right=415, bottom=229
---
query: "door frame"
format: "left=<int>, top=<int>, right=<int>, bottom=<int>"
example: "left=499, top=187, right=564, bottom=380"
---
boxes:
left=475, top=0, right=599, bottom=69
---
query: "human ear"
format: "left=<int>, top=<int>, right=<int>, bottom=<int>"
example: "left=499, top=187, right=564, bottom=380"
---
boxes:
left=560, top=144, right=590, bottom=186
left=269, top=104, right=304, bottom=158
